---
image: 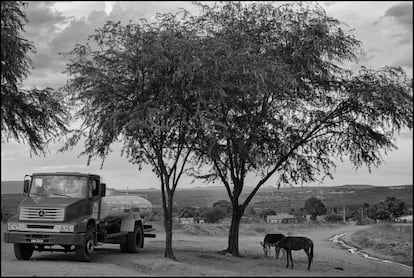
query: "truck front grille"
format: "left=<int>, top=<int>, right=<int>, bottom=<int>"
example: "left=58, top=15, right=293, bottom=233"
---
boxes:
left=19, top=207, right=64, bottom=221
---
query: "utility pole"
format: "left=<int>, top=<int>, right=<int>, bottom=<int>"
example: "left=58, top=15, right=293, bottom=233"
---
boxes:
left=343, top=204, right=346, bottom=223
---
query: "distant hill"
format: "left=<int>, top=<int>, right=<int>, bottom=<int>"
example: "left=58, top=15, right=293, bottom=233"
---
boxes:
left=118, top=184, right=413, bottom=211
left=336, top=184, right=377, bottom=189
left=1, top=181, right=23, bottom=195
left=2, top=180, right=412, bottom=212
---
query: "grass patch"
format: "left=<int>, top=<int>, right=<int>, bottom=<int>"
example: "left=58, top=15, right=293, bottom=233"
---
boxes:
left=350, top=223, right=413, bottom=267
left=1, top=194, right=24, bottom=222
left=176, top=222, right=345, bottom=237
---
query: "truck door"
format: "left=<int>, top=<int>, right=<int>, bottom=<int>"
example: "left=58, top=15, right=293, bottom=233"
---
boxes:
left=89, top=178, right=102, bottom=219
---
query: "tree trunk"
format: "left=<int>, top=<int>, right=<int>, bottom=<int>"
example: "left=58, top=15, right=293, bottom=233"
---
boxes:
left=219, top=206, right=244, bottom=256
left=163, top=191, right=176, bottom=260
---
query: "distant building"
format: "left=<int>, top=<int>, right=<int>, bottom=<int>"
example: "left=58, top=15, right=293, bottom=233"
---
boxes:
left=220, top=217, right=232, bottom=225
left=266, top=213, right=296, bottom=224
left=179, top=217, right=195, bottom=224
left=396, top=215, right=413, bottom=223
left=305, top=214, right=326, bottom=222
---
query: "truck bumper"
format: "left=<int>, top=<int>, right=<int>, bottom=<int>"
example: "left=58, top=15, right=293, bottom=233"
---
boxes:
left=4, top=231, right=85, bottom=246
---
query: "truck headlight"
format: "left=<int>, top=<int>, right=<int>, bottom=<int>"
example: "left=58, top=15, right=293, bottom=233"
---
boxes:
left=7, top=222, right=19, bottom=231
left=60, top=224, right=74, bottom=233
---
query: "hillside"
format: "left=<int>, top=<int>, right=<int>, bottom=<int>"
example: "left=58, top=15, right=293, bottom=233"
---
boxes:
left=1, top=181, right=23, bottom=195
left=118, top=184, right=413, bottom=211
left=1, top=181, right=412, bottom=214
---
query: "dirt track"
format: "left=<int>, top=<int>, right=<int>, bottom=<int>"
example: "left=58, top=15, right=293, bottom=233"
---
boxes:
left=1, top=223, right=412, bottom=276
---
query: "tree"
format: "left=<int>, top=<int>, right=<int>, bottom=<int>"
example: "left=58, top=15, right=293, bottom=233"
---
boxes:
left=383, top=197, right=408, bottom=218
left=304, top=197, right=327, bottom=220
left=212, top=200, right=232, bottom=214
left=179, top=206, right=197, bottom=218
left=201, top=206, right=227, bottom=223
left=1, top=1, right=68, bottom=154
left=366, top=203, right=391, bottom=221
left=190, top=2, right=412, bottom=256
left=366, top=197, right=409, bottom=220
left=62, top=12, right=201, bottom=260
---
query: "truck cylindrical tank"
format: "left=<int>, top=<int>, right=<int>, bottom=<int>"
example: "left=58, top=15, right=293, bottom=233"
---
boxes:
left=100, top=189, right=152, bottom=219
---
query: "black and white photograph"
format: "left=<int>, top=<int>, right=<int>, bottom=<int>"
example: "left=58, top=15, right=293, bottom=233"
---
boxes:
left=1, top=1, right=412, bottom=276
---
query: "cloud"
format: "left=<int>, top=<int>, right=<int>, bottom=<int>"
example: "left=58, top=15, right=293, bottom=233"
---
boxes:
left=392, top=52, right=413, bottom=68
left=24, top=2, right=67, bottom=32
left=384, top=2, right=413, bottom=31
left=51, top=2, right=106, bottom=20
left=21, top=2, right=200, bottom=89
left=49, top=10, right=108, bottom=54
left=319, top=2, right=338, bottom=8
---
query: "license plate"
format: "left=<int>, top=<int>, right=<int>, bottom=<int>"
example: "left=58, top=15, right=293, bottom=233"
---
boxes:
left=30, top=239, right=43, bottom=243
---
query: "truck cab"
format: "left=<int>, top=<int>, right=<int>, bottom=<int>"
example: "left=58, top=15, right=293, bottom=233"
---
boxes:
left=4, top=172, right=154, bottom=261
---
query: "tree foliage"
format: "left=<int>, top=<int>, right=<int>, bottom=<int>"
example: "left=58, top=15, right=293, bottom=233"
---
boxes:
left=179, top=206, right=197, bottom=218
left=212, top=200, right=232, bottom=214
left=62, top=1, right=412, bottom=259
left=188, top=2, right=412, bottom=256
left=366, top=197, right=409, bottom=220
left=304, top=196, right=327, bottom=220
left=200, top=206, right=227, bottom=223
left=62, top=11, right=202, bottom=260
left=1, top=1, right=68, bottom=154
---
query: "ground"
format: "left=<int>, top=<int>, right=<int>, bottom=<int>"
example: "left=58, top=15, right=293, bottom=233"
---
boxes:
left=1, top=222, right=412, bottom=276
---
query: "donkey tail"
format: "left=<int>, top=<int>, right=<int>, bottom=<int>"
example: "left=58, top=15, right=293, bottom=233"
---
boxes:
left=309, top=239, right=314, bottom=261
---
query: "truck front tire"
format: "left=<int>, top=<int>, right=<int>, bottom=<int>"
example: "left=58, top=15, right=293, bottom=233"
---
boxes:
left=14, top=243, right=33, bottom=260
left=120, top=224, right=143, bottom=253
left=75, top=231, right=94, bottom=262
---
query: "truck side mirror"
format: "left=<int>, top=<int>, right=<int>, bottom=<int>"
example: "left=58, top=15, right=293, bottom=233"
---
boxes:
left=23, top=180, right=30, bottom=194
left=100, top=183, right=106, bottom=197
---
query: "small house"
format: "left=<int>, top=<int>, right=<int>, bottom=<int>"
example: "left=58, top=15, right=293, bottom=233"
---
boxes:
left=396, top=215, right=413, bottom=223
left=266, top=213, right=296, bottom=224
left=179, top=217, right=195, bottom=224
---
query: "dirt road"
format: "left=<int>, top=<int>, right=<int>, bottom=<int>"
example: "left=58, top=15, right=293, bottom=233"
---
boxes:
left=1, top=223, right=412, bottom=276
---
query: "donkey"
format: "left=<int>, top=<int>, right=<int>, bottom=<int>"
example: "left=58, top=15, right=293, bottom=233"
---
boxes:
left=275, top=236, right=314, bottom=270
left=260, top=233, right=285, bottom=259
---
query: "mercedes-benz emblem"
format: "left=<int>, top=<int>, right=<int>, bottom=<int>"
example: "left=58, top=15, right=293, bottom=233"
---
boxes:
left=38, top=210, right=45, bottom=217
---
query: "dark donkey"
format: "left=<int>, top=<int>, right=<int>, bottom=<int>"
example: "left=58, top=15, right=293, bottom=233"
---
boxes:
left=276, top=236, right=313, bottom=270
left=260, top=233, right=285, bottom=258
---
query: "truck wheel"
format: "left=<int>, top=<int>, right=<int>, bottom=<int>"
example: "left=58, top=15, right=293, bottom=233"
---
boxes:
left=14, top=243, right=33, bottom=260
left=75, top=231, right=94, bottom=262
left=120, top=224, right=143, bottom=253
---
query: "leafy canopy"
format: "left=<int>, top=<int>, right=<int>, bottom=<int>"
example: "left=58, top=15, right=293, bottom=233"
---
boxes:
left=1, top=1, right=68, bottom=155
left=190, top=2, right=412, bottom=193
left=304, top=196, right=327, bottom=219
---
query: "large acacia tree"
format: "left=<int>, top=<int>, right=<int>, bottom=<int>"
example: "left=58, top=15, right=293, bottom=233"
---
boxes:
left=190, top=2, right=413, bottom=256
left=1, top=1, right=68, bottom=154
left=62, top=12, right=202, bottom=259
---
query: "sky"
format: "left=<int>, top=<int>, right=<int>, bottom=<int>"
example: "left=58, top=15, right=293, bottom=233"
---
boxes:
left=1, top=1, right=413, bottom=190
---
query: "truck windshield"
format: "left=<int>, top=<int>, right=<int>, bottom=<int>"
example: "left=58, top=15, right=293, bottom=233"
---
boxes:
left=30, top=175, right=87, bottom=198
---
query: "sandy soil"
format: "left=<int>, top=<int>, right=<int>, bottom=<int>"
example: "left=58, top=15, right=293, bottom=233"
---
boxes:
left=1, top=223, right=412, bottom=277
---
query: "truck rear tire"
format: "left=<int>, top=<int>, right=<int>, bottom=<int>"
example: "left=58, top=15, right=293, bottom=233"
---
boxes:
left=75, top=231, right=94, bottom=262
left=120, top=224, right=143, bottom=253
left=14, top=243, right=33, bottom=260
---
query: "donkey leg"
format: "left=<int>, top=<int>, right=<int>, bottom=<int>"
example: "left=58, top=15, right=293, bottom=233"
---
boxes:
left=290, top=251, right=293, bottom=269
left=285, top=250, right=290, bottom=268
left=304, top=249, right=311, bottom=270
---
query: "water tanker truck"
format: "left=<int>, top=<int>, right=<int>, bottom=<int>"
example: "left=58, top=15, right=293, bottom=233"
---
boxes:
left=3, top=172, right=156, bottom=261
